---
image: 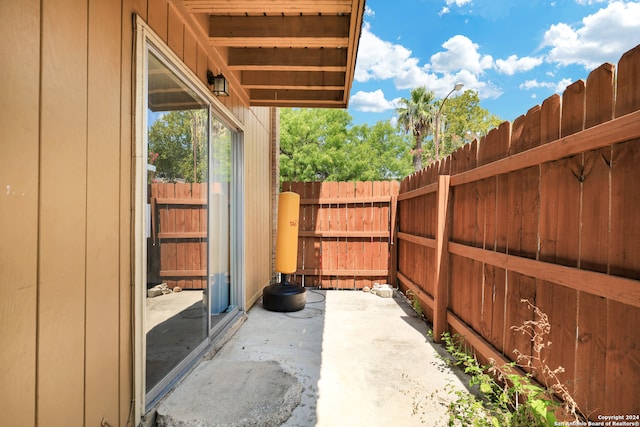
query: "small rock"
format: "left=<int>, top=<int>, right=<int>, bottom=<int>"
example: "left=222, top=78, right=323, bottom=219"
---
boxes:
left=363, top=286, right=371, bottom=293
left=173, top=286, right=182, bottom=292
left=148, top=288, right=164, bottom=298
left=148, top=283, right=171, bottom=298
left=372, top=283, right=393, bottom=298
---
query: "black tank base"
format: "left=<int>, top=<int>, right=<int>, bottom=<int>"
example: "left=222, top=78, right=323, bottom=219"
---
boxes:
left=263, top=283, right=306, bottom=312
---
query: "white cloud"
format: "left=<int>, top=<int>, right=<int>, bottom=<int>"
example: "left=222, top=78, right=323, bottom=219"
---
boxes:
left=431, top=35, right=494, bottom=75
left=354, top=22, right=419, bottom=83
left=349, top=90, right=401, bottom=113
left=495, top=55, right=544, bottom=75
left=354, top=21, right=503, bottom=101
left=519, top=78, right=573, bottom=93
left=439, top=0, right=472, bottom=15
left=542, top=1, right=640, bottom=69
left=452, top=70, right=504, bottom=99
left=446, top=0, right=473, bottom=6
left=364, top=6, right=375, bottom=17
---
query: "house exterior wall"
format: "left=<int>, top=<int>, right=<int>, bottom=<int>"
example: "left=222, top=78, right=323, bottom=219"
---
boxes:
left=0, top=0, right=274, bottom=425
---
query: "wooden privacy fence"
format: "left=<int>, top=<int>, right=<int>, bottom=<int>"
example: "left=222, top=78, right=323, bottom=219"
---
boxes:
left=397, top=44, right=640, bottom=419
left=282, top=181, right=399, bottom=289
left=147, top=182, right=208, bottom=290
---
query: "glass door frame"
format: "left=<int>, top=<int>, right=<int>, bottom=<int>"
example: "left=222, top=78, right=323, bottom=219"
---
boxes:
left=133, top=15, right=245, bottom=417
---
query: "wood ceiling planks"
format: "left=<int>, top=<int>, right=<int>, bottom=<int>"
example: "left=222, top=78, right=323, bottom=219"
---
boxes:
left=182, top=0, right=364, bottom=108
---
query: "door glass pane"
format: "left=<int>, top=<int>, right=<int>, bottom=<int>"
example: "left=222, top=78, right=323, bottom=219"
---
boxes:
left=209, top=117, right=232, bottom=327
left=145, top=51, right=208, bottom=392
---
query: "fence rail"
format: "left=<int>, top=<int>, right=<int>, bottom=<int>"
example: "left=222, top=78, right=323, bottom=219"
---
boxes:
left=396, top=45, right=640, bottom=419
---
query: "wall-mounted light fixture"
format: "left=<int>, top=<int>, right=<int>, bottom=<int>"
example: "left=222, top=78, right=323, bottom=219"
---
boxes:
left=207, top=70, right=229, bottom=96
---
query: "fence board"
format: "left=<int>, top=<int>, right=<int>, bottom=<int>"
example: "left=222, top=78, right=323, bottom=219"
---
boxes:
left=615, top=44, right=640, bottom=118
left=586, top=63, right=615, bottom=129
left=291, top=182, right=304, bottom=283
left=327, top=182, right=339, bottom=287
left=313, top=181, right=323, bottom=287
left=319, top=182, right=332, bottom=287
left=307, top=182, right=321, bottom=286
left=163, top=184, right=177, bottom=286
left=355, top=182, right=366, bottom=289
left=540, top=94, right=561, bottom=145
left=428, top=170, right=439, bottom=296
left=478, top=176, right=496, bottom=343
left=575, top=62, right=615, bottom=413
left=409, top=173, right=419, bottom=294
left=297, top=182, right=309, bottom=285
left=337, top=182, right=349, bottom=288
left=369, top=181, right=381, bottom=288
left=175, top=184, right=187, bottom=289
left=607, top=139, right=640, bottom=414
left=195, top=199, right=206, bottom=287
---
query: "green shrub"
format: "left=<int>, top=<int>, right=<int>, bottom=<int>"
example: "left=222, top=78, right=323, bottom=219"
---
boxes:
left=441, top=300, right=583, bottom=427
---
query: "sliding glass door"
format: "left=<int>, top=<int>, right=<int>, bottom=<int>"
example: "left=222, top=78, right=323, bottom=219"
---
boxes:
left=142, top=44, right=241, bottom=409
left=145, top=50, right=210, bottom=395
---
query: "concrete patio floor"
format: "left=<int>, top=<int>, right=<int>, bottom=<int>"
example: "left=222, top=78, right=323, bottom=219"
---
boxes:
left=155, top=289, right=469, bottom=426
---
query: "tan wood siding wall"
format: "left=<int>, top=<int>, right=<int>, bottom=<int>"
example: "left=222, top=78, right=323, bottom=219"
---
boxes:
left=0, top=0, right=274, bottom=425
left=244, top=107, right=275, bottom=307
left=1, top=2, right=40, bottom=426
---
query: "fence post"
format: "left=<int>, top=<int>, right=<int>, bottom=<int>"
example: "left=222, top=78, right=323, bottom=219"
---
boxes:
left=388, top=181, right=400, bottom=287
left=433, top=175, right=451, bottom=343
left=389, top=194, right=398, bottom=286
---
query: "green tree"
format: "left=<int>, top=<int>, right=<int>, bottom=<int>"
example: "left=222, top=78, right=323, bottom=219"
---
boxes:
left=345, top=121, right=413, bottom=180
left=396, top=87, right=437, bottom=171
left=279, top=108, right=413, bottom=182
left=280, top=108, right=350, bottom=181
left=148, top=109, right=208, bottom=183
left=436, top=90, right=502, bottom=158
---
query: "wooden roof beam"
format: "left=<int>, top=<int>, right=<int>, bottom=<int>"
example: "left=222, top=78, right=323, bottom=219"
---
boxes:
left=241, top=70, right=346, bottom=89
left=209, top=15, right=350, bottom=38
left=209, top=15, right=350, bottom=48
left=228, top=47, right=347, bottom=68
left=210, top=37, right=348, bottom=48
left=250, top=89, right=344, bottom=104
left=250, top=99, right=347, bottom=108
left=184, top=0, right=353, bottom=15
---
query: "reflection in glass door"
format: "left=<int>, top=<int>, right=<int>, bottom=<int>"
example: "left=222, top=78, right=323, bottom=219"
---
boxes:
left=145, top=50, right=209, bottom=394
left=208, top=118, right=233, bottom=328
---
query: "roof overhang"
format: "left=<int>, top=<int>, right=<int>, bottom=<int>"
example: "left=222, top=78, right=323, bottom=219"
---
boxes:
left=182, top=0, right=365, bottom=108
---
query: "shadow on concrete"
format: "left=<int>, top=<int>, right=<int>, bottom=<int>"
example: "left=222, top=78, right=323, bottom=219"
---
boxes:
left=146, top=298, right=206, bottom=391
left=145, top=291, right=229, bottom=393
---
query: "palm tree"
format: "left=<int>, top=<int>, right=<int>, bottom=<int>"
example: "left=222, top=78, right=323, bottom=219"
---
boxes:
left=396, top=87, right=437, bottom=171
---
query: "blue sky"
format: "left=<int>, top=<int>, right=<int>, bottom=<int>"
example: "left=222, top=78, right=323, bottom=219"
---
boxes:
left=348, top=0, right=640, bottom=126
